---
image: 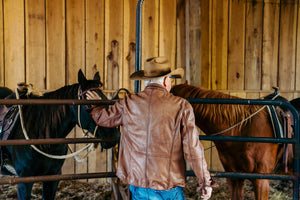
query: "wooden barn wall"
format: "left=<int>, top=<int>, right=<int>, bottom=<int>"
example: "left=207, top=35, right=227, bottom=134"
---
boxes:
left=197, top=0, right=300, bottom=100
left=0, top=0, right=180, bottom=183
left=0, top=0, right=300, bottom=181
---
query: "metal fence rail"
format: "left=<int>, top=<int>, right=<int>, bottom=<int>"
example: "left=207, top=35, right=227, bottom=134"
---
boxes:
left=0, top=172, right=117, bottom=185
left=0, top=98, right=299, bottom=199
left=0, top=137, right=119, bottom=146
left=186, top=98, right=300, bottom=200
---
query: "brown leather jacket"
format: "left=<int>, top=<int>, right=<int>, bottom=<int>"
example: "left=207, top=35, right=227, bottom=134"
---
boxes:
left=90, top=84, right=212, bottom=190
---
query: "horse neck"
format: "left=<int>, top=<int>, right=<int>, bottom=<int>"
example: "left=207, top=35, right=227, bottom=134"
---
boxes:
left=193, top=97, right=266, bottom=136
left=192, top=103, right=230, bottom=135
left=21, top=85, right=79, bottom=139
left=173, top=85, right=256, bottom=135
left=43, top=84, right=79, bottom=99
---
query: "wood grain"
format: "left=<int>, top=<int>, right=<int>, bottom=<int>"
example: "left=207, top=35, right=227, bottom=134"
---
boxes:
left=228, top=0, right=245, bottom=90
left=245, top=0, right=263, bottom=90
left=4, top=0, right=25, bottom=88
left=124, top=0, right=137, bottom=90
left=25, top=0, right=46, bottom=89
left=0, top=0, right=3, bottom=86
left=211, top=0, right=228, bottom=90
left=66, top=0, right=85, bottom=84
left=46, top=0, right=66, bottom=89
left=278, top=0, right=297, bottom=90
left=262, top=0, right=280, bottom=90
left=86, top=0, right=105, bottom=81
left=188, top=0, right=201, bottom=86
left=200, top=0, right=211, bottom=89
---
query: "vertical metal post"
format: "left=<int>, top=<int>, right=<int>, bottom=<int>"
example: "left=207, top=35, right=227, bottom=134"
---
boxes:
left=135, top=0, right=144, bottom=93
left=292, top=108, right=300, bottom=199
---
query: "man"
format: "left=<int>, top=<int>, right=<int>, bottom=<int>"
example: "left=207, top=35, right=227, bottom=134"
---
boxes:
left=87, top=56, right=216, bottom=200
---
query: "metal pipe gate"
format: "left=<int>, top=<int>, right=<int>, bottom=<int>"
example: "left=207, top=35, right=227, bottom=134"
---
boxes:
left=0, top=98, right=299, bottom=199
left=186, top=98, right=300, bottom=200
left=0, top=99, right=120, bottom=185
left=134, top=1, right=300, bottom=199
left=0, top=0, right=299, bottom=199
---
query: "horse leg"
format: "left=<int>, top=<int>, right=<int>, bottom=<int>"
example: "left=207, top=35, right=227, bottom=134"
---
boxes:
left=17, top=182, right=34, bottom=200
left=42, top=180, right=60, bottom=200
left=227, top=178, right=245, bottom=200
left=252, top=179, right=269, bottom=200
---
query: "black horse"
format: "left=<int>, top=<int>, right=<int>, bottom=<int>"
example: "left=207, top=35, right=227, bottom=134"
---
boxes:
left=0, top=69, right=119, bottom=200
left=0, top=86, right=13, bottom=99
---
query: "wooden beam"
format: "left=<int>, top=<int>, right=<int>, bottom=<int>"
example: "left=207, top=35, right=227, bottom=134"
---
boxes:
left=211, top=0, right=228, bottom=90
left=245, top=0, right=263, bottom=90
left=176, top=0, right=186, bottom=84
left=159, top=0, right=176, bottom=69
left=142, top=0, right=159, bottom=60
left=25, top=0, right=46, bottom=89
left=66, top=0, right=85, bottom=84
left=104, top=0, right=124, bottom=90
left=189, top=0, right=201, bottom=86
left=185, top=0, right=190, bottom=83
left=278, top=0, right=297, bottom=90
left=86, top=0, right=105, bottom=81
left=297, top=0, right=300, bottom=91
left=228, top=0, right=245, bottom=90
left=124, top=0, right=137, bottom=90
left=200, top=0, right=212, bottom=89
left=0, top=0, right=3, bottom=86
left=262, top=0, right=280, bottom=90
left=46, top=0, right=66, bottom=89
left=66, top=0, right=86, bottom=178
left=4, top=0, right=25, bottom=88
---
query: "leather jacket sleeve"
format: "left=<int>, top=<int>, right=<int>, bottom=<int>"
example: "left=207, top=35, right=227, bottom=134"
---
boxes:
left=89, top=100, right=124, bottom=128
left=181, top=101, right=212, bottom=189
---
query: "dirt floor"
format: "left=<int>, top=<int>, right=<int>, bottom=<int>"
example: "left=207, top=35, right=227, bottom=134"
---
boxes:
left=0, top=175, right=295, bottom=200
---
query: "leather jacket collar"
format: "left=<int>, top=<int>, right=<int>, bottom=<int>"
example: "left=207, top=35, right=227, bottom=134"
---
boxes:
left=145, top=83, right=168, bottom=92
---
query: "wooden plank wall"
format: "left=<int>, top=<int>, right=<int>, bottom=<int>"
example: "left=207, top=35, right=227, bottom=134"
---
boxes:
left=1, top=0, right=300, bottom=179
left=198, top=0, right=300, bottom=99
left=0, top=0, right=181, bottom=182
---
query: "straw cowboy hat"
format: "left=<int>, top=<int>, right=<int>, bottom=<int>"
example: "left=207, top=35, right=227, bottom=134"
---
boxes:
left=129, top=56, right=184, bottom=80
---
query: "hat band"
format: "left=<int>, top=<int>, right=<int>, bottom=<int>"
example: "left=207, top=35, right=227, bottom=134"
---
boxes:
left=144, top=69, right=171, bottom=78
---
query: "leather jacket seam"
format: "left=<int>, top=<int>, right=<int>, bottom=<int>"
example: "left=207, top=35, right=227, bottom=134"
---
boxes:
left=184, top=103, right=194, bottom=170
left=145, top=89, right=153, bottom=188
left=167, top=125, right=177, bottom=188
left=122, top=99, right=132, bottom=176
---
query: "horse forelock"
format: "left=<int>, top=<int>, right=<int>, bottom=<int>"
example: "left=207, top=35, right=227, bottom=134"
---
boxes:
left=171, top=84, right=266, bottom=131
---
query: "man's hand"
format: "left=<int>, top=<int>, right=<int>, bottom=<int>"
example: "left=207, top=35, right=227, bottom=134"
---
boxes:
left=201, top=186, right=212, bottom=200
left=86, top=91, right=102, bottom=100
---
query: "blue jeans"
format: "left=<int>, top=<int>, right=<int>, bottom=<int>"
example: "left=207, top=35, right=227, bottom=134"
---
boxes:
left=129, top=185, right=185, bottom=200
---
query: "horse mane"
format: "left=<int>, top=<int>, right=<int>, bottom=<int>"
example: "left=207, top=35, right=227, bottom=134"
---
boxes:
left=21, top=84, right=79, bottom=140
left=171, top=84, right=267, bottom=130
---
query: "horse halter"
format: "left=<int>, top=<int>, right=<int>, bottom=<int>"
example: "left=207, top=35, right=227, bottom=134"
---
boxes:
left=78, top=87, right=101, bottom=100
left=15, top=85, right=111, bottom=161
left=15, top=87, right=97, bottom=162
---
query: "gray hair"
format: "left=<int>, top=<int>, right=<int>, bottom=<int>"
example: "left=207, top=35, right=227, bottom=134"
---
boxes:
left=144, top=76, right=165, bottom=86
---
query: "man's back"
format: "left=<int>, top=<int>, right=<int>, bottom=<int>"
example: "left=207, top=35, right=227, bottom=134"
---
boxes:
left=118, top=83, right=188, bottom=189
left=88, top=56, right=214, bottom=199
left=91, top=83, right=190, bottom=190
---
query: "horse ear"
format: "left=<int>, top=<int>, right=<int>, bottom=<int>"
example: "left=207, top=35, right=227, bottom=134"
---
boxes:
left=78, top=69, right=87, bottom=85
left=94, top=71, right=103, bottom=87
left=94, top=72, right=101, bottom=82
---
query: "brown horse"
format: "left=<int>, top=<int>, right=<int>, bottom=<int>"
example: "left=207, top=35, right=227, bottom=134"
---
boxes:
left=171, top=83, right=288, bottom=200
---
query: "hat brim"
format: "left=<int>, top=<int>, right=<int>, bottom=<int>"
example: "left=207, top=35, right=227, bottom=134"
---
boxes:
left=130, top=68, right=184, bottom=80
